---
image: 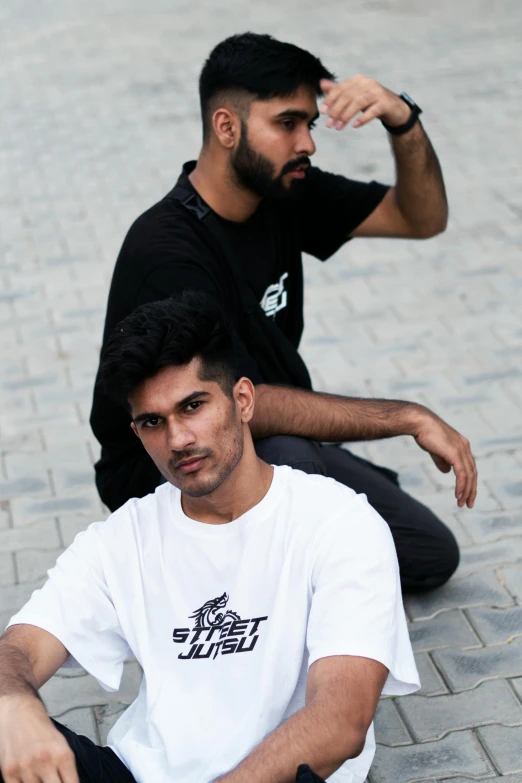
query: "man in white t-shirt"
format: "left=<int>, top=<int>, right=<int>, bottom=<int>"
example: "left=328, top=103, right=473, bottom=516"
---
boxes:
left=0, top=292, right=419, bottom=783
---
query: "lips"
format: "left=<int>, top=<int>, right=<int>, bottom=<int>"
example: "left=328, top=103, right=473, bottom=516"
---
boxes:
left=174, top=456, right=207, bottom=473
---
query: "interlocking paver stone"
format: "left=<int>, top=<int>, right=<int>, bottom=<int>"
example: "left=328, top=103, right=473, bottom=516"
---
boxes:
left=396, top=680, right=522, bottom=742
left=413, top=653, right=448, bottom=697
left=41, top=661, right=142, bottom=715
left=457, top=538, right=522, bottom=577
left=467, top=606, right=522, bottom=645
left=405, top=571, right=514, bottom=621
left=374, top=699, right=413, bottom=747
left=476, top=725, right=522, bottom=775
left=0, top=551, right=15, bottom=586
left=408, top=609, right=480, bottom=652
left=499, top=565, right=522, bottom=602
left=15, top=547, right=68, bottom=583
left=433, top=637, right=522, bottom=691
left=370, top=731, right=493, bottom=783
left=52, top=706, right=99, bottom=744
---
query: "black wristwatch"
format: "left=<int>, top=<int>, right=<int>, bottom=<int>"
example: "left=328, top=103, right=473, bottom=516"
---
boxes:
left=381, top=92, right=422, bottom=136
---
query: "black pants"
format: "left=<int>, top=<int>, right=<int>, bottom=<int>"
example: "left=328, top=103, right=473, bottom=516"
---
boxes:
left=254, top=437, right=459, bottom=593
left=0, top=722, right=324, bottom=783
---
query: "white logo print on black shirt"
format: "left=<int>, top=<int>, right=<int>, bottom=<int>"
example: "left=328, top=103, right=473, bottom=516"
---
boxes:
left=260, top=272, right=288, bottom=318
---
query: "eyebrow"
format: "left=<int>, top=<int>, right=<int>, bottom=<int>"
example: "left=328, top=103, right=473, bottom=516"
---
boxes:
left=275, top=109, right=320, bottom=123
left=133, top=390, right=210, bottom=424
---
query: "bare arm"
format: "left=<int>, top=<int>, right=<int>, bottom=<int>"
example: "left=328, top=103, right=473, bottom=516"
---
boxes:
left=250, top=384, right=477, bottom=508
left=319, top=76, right=448, bottom=239
left=352, top=124, right=448, bottom=239
left=216, top=655, right=387, bottom=783
left=0, top=625, right=79, bottom=783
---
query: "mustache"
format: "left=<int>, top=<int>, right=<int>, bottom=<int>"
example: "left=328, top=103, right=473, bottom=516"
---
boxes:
left=168, top=447, right=213, bottom=470
left=280, top=156, right=310, bottom=176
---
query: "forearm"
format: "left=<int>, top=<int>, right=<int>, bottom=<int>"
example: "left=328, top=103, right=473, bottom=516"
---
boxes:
left=250, top=384, right=426, bottom=442
left=216, top=700, right=361, bottom=783
left=389, top=121, right=448, bottom=237
left=0, top=640, right=42, bottom=704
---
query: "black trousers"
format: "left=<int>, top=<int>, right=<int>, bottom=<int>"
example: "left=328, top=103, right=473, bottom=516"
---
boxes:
left=0, top=721, right=325, bottom=783
left=254, top=437, right=459, bottom=593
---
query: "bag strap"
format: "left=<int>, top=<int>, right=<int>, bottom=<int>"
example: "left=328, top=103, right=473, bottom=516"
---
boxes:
left=165, top=186, right=259, bottom=316
left=164, top=185, right=312, bottom=389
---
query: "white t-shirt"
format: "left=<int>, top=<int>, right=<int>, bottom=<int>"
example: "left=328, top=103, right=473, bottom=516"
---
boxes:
left=8, top=466, right=419, bottom=783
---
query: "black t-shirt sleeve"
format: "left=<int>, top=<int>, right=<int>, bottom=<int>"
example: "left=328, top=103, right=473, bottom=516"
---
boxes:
left=298, top=167, right=390, bottom=261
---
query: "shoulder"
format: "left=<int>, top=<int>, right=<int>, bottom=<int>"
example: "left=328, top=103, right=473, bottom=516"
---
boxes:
left=123, top=197, right=203, bottom=249
left=90, top=483, right=173, bottom=549
left=282, top=466, right=393, bottom=550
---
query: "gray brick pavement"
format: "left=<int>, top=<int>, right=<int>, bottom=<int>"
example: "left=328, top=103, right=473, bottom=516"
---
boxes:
left=1, top=0, right=522, bottom=780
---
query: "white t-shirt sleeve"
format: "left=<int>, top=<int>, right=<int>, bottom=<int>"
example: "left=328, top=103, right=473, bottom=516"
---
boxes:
left=7, top=522, right=132, bottom=692
left=307, top=492, right=419, bottom=696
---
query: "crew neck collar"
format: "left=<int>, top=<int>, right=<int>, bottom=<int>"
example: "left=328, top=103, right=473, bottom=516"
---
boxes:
left=170, top=465, right=288, bottom=539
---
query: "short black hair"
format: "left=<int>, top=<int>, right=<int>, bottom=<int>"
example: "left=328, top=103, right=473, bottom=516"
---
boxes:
left=98, top=291, right=239, bottom=407
left=199, top=32, right=334, bottom=140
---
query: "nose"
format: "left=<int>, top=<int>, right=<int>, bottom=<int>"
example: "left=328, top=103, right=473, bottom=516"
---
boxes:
left=166, top=419, right=196, bottom=452
left=295, top=127, right=316, bottom=157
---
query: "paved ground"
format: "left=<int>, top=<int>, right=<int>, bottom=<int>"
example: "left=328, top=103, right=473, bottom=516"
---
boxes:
left=1, top=0, right=522, bottom=780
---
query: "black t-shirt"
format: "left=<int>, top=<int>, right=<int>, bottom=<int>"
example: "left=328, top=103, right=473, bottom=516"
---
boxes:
left=90, top=161, right=388, bottom=487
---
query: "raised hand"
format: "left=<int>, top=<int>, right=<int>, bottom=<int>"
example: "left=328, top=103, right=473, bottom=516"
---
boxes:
left=319, top=76, right=411, bottom=131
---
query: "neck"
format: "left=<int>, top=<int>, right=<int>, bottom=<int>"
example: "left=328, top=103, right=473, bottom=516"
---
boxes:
left=189, top=147, right=262, bottom=222
left=181, top=439, right=274, bottom=524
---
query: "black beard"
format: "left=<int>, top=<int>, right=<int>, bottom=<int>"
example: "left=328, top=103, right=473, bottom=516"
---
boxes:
left=231, top=122, right=308, bottom=199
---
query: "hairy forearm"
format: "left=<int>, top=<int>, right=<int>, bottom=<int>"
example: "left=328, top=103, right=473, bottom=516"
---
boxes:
left=390, top=121, right=448, bottom=237
left=0, top=640, right=41, bottom=704
left=250, top=384, right=427, bottom=442
left=216, top=700, right=362, bottom=783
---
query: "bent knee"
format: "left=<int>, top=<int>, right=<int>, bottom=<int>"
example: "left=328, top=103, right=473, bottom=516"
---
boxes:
left=400, top=522, right=460, bottom=594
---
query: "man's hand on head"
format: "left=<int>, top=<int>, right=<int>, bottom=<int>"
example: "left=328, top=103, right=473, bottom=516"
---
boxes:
left=319, top=76, right=410, bottom=131
left=407, top=407, right=478, bottom=509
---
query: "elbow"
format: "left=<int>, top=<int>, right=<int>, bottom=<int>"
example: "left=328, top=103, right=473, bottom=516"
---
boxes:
left=341, top=728, right=368, bottom=760
left=411, top=211, right=449, bottom=239
left=329, top=725, right=368, bottom=764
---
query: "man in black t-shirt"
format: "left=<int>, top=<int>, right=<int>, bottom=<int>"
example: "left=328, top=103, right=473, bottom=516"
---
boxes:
left=91, top=33, right=476, bottom=593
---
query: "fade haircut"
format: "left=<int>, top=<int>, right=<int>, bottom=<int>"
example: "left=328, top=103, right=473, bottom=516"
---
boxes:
left=98, top=291, right=239, bottom=407
left=199, top=32, right=334, bottom=141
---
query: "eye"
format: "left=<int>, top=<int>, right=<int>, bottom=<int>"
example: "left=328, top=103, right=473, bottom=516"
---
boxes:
left=308, top=120, right=317, bottom=131
left=185, top=401, right=203, bottom=412
left=281, top=120, right=295, bottom=130
left=143, top=416, right=162, bottom=429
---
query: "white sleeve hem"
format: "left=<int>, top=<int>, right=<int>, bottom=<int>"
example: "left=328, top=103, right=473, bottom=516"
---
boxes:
left=6, top=615, right=123, bottom=693
left=308, top=642, right=420, bottom=697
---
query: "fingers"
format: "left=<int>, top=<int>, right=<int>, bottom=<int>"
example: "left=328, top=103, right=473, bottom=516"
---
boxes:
left=452, top=437, right=477, bottom=509
left=320, top=76, right=383, bottom=130
left=1, top=745, right=79, bottom=783
left=58, top=750, right=80, bottom=783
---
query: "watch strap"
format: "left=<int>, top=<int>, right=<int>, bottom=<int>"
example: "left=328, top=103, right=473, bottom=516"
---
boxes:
left=382, top=92, right=422, bottom=136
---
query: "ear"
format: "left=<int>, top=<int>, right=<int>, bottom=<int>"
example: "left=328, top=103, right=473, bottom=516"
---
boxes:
left=130, top=421, right=140, bottom=438
left=234, top=377, right=255, bottom=424
left=212, top=107, right=240, bottom=149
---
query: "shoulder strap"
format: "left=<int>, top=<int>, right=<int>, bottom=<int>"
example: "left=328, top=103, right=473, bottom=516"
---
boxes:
left=164, top=185, right=312, bottom=389
left=165, top=186, right=258, bottom=315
